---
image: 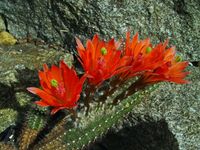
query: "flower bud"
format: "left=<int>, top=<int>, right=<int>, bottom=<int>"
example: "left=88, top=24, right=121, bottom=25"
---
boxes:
left=175, top=55, right=182, bottom=62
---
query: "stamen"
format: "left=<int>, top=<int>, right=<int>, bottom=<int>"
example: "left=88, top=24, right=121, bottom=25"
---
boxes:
left=51, top=79, right=58, bottom=87
left=100, top=47, right=107, bottom=56
left=146, top=46, right=152, bottom=54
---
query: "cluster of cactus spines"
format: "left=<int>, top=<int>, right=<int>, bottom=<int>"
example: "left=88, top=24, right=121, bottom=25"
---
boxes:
left=0, top=142, right=16, bottom=150
left=32, top=115, right=71, bottom=150
left=18, top=108, right=47, bottom=150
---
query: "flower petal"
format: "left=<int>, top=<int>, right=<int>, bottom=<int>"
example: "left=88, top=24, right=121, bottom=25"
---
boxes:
left=27, top=87, right=60, bottom=106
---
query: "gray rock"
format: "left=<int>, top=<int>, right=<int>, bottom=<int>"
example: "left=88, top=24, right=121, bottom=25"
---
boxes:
left=0, top=0, right=200, bottom=60
left=129, top=66, right=200, bottom=150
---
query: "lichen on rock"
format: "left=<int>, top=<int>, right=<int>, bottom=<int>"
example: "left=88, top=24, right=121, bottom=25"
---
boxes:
left=0, top=31, right=17, bottom=46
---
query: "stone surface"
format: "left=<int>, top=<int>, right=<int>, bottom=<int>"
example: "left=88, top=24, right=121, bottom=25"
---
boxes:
left=129, top=66, right=200, bottom=150
left=0, top=43, right=70, bottom=133
left=0, top=0, right=200, bottom=60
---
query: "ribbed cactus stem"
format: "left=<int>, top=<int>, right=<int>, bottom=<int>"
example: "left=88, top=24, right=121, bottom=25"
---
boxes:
left=113, top=77, right=146, bottom=104
left=0, top=142, right=16, bottom=150
left=19, top=109, right=47, bottom=150
left=32, top=115, right=71, bottom=150
left=63, top=85, right=158, bottom=150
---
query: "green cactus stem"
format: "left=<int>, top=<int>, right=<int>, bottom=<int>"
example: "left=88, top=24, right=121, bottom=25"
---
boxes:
left=32, top=115, right=71, bottom=150
left=113, top=77, right=147, bottom=104
left=62, top=85, right=158, bottom=150
left=19, top=108, right=47, bottom=150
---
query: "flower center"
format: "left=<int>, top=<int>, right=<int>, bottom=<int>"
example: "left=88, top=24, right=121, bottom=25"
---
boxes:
left=175, top=55, right=182, bottom=62
left=146, top=46, right=152, bottom=54
left=100, top=47, right=107, bottom=56
left=50, top=79, right=58, bottom=87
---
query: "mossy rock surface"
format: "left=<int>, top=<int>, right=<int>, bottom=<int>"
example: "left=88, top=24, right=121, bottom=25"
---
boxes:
left=0, top=43, right=71, bottom=133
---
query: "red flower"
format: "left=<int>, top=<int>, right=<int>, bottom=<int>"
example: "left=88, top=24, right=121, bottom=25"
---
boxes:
left=76, top=34, right=124, bottom=86
left=142, top=60, right=190, bottom=84
left=119, top=31, right=189, bottom=84
left=140, top=40, right=190, bottom=84
left=119, top=31, right=153, bottom=79
left=27, top=61, right=86, bottom=114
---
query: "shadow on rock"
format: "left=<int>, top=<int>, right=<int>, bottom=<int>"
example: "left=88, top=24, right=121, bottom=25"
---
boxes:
left=14, top=67, right=39, bottom=92
left=0, top=67, right=38, bottom=110
left=0, top=83, right=19, bottom=110
left=86, top=119, right=179, bottom=150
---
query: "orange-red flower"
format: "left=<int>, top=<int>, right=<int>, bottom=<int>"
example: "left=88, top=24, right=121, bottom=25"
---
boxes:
left=119, top=32, right=152, bottom=79
left=139, top=39, right=189, bottom=84
left=119, top=31, right=189, bottom=84
left=76, top=34, right=124, bottom=86
left=141, top=60, right=190, bottom=84
left=27, top=61, right=86, bottom=114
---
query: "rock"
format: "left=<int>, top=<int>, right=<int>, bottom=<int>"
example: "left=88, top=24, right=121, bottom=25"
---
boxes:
left=0, top=31, right=17, bottom=45
left=0, top=0, right=199, bottom=60
left=87, top=120, right=179, bottom=150
left=129, top=66, right=200, bottom=150
left=0, top=109, right=17, bottom=134
left=0, top=43, right=71, bottom=133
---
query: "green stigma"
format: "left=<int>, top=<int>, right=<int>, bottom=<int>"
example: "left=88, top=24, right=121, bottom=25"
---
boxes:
left=100, top=47, right=107, bottom=56
left=175, top=55, right=182, bottom=62
left=146, top=47, right=152, bottom=54
left=51, top=79, right=58, bottom=87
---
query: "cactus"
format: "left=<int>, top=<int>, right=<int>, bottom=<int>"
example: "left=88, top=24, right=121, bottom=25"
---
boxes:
left=63, top=86, right=158, bottom=150
left=0, top=31, right=189, bottom=150
left=0, top=142, right=16, bottom=150
left=18, top=107, right=47, bottom=150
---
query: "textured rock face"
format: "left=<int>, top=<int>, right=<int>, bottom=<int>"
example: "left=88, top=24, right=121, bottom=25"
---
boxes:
left=131, top=66, right=200, bottom=150
left=0, top=0, right=200, bottom=60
